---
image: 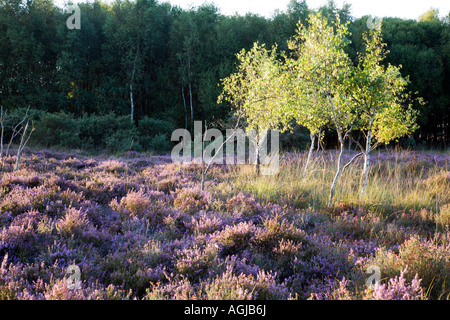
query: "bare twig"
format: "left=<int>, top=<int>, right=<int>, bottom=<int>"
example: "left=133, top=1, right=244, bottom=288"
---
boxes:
left=14, top=120, right=35, bottom=171
left=1, top=107, right=32, bottom=172
left=201, top=111, right=244, bottom=191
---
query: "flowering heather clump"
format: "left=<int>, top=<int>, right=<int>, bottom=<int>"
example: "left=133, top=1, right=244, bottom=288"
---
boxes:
left=0, top=185, right=57, bottom=216
left=97, top=160, right=129, bottom=174
left=368, top=234, right=450, bottom=299
left=156, top=176, right=180, bottom=193
left=110, top=189, right=150, bottom=218
left=162, top=211, right=192, bottom=238
left=174, top=243, right=220, bottom=281
left=110, top=189, right=170, bottom=227
left=188, top=211, right=223, bottom=235
left=272, top=239, right=303, bottom=262
left=202, top=265, right=290, bottom=300
left=56, top=207, right=92, bottom=238
left=94, top=245, right=169, bottom=297
left=0, top=209, right=48, bottom=261
left=59, top=157, right=86, bottom=170
left=346, top=239, right=379, bottom=259
left=369, top=267, right=424, bottom=300
left=307, top=277, right=353, bottom=300
left=41, top=278, right=128, bottom=300
left=221, top=255, right=261, bottom=278
left=291, top=232, right=354, bottom=283
left=308, top=267, right=424, bottom=300
left=47, top=175, right=82, bottom=194
left=0, top=171, right=42, bottom=190
left=212, top=222, right=256, bottom=256
left=225, top=192, right=261, bottom=217
left=83, top=173, right=130, bottom=204
left=253, top=215, right=306, bottom=250
left=144, top=277, right=200, bottom=300
left=173, top=188, right=212, bottom=214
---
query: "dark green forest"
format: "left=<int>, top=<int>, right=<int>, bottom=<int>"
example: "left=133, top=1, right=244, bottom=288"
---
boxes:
left=0, top=0, right=449, bottom=152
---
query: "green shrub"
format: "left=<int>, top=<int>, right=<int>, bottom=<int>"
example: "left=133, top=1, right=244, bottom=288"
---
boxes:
left=137, top=116, right=176, bottom=137
left=79, top=113, right=139, bottom=152
left=31, top=111, right=81, bottom=148
left=104, top=129, right=141, bottom=153
left=138, top=117, right=175, bottom=151
left=4, top=109, right=176, bottom=153
left=78, top=113, right=118, bottom=148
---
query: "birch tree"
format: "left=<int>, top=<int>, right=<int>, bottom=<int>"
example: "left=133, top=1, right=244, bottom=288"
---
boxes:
left=348, top=26, right=419, bottom=197
left=285, top=20, right=333, bottom=176
left=218, top=42, right=290, bottom=175
left=129, top=46, right=139, bottom=123
left=287, top=12, right=357, bottom=206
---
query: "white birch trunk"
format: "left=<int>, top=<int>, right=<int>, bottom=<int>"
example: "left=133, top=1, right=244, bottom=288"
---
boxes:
left=130, top=50, right=138, bottom=123
left=182, top=85, right=188, bottom=131
left=188, top=57, right=194, bottom=133
left=360, top=114, right=375, bottom=197
left=255, top=130, right=261, bottom=176
left=328, top=140, right=344, bottom=207
left=303, top=132, right=315, bottom=176
left=328, top=97, right=345, bottom=208
left=130, top=83, right=134, bottom=123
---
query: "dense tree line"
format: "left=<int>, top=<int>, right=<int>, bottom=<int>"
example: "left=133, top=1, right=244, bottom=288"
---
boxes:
left=0, top=0, right=448, bottom=151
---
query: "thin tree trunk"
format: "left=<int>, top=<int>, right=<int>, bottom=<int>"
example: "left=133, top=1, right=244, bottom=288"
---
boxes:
left=328, top=96, right=345, bottom=208
left=361, top=151, right=370, bottom=197
left=188, top=57, right=193, bottom=133
left=130, top=83, right=134, bottom=123
left=360, top=114, right=375, bottom=197
left=189, top=80, right=193, bottom=133
left=328, top=140, right=344, bottom=207
left=181, top=85, right=188, bottom=131
left=2, top=112, right=28, bottom=171
left=255, top=129, right=270, bottom=176
left=255, top=136, right=261, bottom=176
left=303, top=132, right=315, bottom=176
left=316, top=131, right=321, bottom=151
left=14, top=121, right=29, bottom=171
left=0, top=106, right=4, bottom=165
left=130, top=50, right=139, bottom=123
left=201, top=112, right=243, bottom=191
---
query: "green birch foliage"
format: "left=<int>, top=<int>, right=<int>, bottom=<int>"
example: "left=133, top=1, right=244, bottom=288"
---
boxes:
left=285, top=12, right=355, bottom=137
left=351, top=26, right=420, bottom=146
left=218, top=42, right=290, bottom=133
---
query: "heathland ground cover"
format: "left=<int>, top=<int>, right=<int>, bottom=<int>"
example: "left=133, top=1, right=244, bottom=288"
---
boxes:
left=0, top=148, right=448, bottom=300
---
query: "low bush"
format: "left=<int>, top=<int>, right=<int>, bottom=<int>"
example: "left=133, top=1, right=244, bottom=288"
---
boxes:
left=367, top=234, right=450, bottom=299
left=138, top=117, right=175, bottom=151
left=109, top=189, right=171, bottom=227
left=9, top=109, right=177, bottom=153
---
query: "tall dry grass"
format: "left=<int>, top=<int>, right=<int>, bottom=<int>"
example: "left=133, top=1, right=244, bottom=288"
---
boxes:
left=219, top=149, right=449, bottom=215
